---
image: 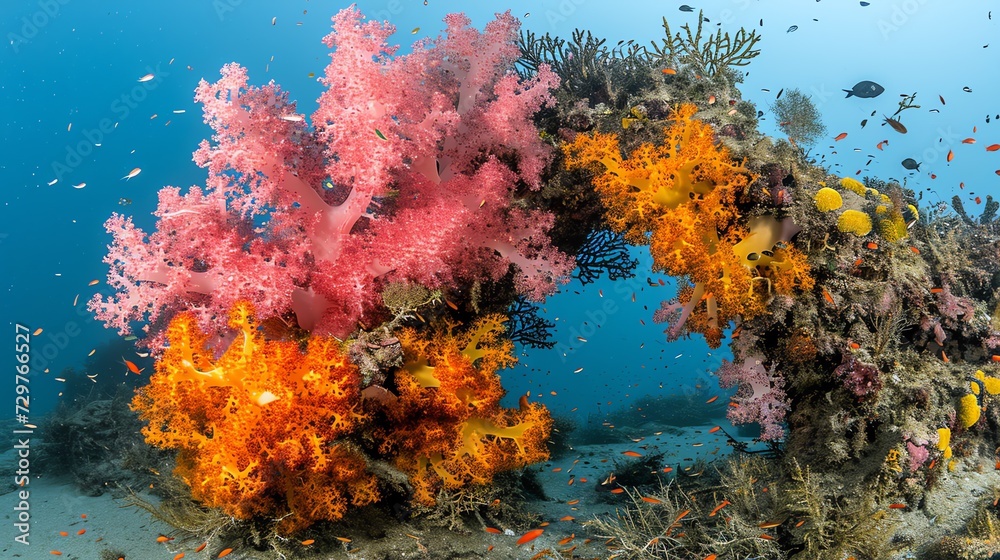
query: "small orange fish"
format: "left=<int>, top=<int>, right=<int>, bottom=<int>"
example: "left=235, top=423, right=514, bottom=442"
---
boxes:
left=173, top=554, right=186, bottom=560
left=706, top=395, right=719, bottom=404
left=708, top=94, right=717, bottom=104
left=928, top=459, right=937, bottom=470
left=909, top=246, right=920, bottom=254
left=516, top=528, right=544, bottom=546
left=336, top=537, right=352, bottom=543
left=610, top=488, right=625, bottom=494
left=663, top=466, right=673, bottom=473
left=849, top=341, right=860, bottom=350
left=705, top=555, right=718, bottom=560
left=77, top=529, right=86, bottom=535
left=930, top=287, right=944, bottom=293
left=888, top=503, right=907, bottom=509
left=834, top=132, right=848, bottom=141
left=301, top=539, right=315, bottom=545
left=566, top=499, right=580, bottom=505
left=121, top=357, right=144, bottom=375
left=195, top=543, right=207, bottom=552
left=641, top=496, right=663, bottom=504
left=822, top=289, right=835, bottom=306
left=673, top=509, right=691, bottom=524
left=976, top=196, right=982, bottom=204
left=709, top=500, right=730, bottom=516
left=558, top=534, right=575, bottom=545
left=947, top=149, right=954, bottom=162
left=962, top=138, right=976, bottom=144
left=662, top=68, right=676, bottom=75
left=218, top=549, right=234, bottom=558
left=708, top=426, right=721, bottom=433
left=560, top=515, right=575, bottom=521
left=59, top=531, right=69, bottom=537
left=50, top=552, right=63, bottom=557
left=930, top=173, right=937, bottom=179
left=866, top=241, right=878, bottom=250
left=795, top=520, right=805, bottom=528
left=941, top=350, right=949, bottom=363
left=156, top=535, right=173, bottom=543
left=876, top=140, right=886, bottom=150
left=759, top=533, right=774, bottom=540
left=622, top=450, right=643, bottom=457
left=485, top=527, right=502, bottom=534
left=992, top=355, right=1000, bottom=362
left=445, top=299, right=458, bottom=311
left=759, top=520, right=782, bottom=529
left=986, top=144, right=1000, bottom=151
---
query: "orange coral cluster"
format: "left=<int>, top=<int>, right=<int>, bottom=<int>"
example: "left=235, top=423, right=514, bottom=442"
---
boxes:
left=134, top=303, right=552, bottom=531
left=132, top=301, right=378, bottom=533
left=381, top=316, right=552, bottom=505
left=564, top=103, right=813, bottom=347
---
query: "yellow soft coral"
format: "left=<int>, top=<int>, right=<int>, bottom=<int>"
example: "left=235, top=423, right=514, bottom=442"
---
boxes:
left=133, top=302, right=377, bottom=532
left=564, top=103, right=812, bottom=347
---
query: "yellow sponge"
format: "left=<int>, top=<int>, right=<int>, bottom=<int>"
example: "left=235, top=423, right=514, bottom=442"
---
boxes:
left=814, top=187, right=843, bottom=212
left=958, top=393, right=981, bottom=429
left=838, top=209, right=873, bottom=236
left=839, top=177, right=866, bottom=196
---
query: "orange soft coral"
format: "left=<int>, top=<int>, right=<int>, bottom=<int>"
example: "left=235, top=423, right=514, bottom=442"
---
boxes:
left=564, top=104, right=812, bottom=347
left=132, top=301, right=378, bottom=533
left=384, top=315, right=552, bottom=505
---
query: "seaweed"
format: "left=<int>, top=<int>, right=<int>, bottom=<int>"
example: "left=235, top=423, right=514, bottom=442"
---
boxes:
left=648, top=10, right=761, bottom=77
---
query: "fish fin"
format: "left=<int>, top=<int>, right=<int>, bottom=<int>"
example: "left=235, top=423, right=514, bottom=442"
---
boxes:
left=843, top=90, right=854, bottom=98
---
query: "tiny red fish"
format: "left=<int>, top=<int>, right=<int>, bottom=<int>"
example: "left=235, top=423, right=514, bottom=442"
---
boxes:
left=834, top=132, right=848, bottom=141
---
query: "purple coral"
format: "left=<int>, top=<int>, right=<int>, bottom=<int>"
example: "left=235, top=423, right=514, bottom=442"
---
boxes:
left=834, top=353, right=882, bottom=399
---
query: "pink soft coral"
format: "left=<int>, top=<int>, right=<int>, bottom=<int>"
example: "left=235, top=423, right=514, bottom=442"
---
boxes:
left=91, top=8, right=571, bottom=347
left=717, top=354, right=789, bottom=441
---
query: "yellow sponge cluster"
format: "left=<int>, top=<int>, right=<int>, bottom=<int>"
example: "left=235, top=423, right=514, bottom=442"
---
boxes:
left=937, top=427, right=957, bottom=471
left=838, top=209, right=873, bottom=236
left=960, top=369, right=1000, bottom=429
left=814, top=187, right=843, bottom=212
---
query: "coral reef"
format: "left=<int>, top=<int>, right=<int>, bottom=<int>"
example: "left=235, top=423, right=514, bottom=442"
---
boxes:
left=381, top=316, right=552, bottom=505
left=132, top=302, right=379, bottom=532
left=90, top=7, right=572, bottom=352
left=565, top=103, right=813, bottom=348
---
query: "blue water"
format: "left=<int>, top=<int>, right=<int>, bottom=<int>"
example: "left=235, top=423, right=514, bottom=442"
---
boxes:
left=1, top=0, right=996, bottom=432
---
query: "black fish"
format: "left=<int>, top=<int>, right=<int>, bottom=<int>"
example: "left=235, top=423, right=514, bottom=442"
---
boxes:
left=679, top=4, right=694, bottom=12
left=860, top=119, right=868, bottom=128
left=901, top=158, right=921, bottom=171
left=776, top=88, right=784, bottom=99
left=963, top=86, right=973, bottom=92
left=787, top=25, right=798, bottom=33
left=844, top=81, right=884, bottom=98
